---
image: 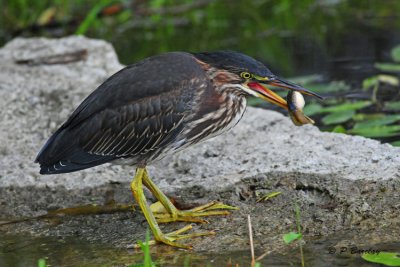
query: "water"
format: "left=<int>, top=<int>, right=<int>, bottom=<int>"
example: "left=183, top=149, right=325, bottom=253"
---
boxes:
left=1, top=232, right=399, bottom=266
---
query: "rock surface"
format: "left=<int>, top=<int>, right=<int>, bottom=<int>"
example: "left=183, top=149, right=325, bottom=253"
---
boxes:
left=0, top=37, right=399, bottom=253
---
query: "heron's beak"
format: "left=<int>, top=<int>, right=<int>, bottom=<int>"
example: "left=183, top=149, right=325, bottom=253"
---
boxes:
left=247, top=82, right=288, bottom=110
left=264, top=76, right=323, bottom=99
left=247, top=76, right=322, bottom=110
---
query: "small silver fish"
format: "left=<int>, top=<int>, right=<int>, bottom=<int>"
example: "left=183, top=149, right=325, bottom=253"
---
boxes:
left=287, top=91, right=314, bottom=126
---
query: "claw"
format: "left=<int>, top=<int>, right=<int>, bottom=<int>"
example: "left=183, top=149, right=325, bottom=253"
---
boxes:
left=190, top=201, right=239, bottom=212
left=131, top=168, right=238, bottom=249
left=129, top=225, right=215, bottom=249
left=152, top=200, right=235, bottom=224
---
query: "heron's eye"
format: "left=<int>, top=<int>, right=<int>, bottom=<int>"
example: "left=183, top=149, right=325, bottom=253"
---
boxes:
left=240, top=72, right=252, bottom=79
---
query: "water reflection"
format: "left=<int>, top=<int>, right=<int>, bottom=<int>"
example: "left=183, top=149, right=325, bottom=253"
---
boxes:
left=1, top=231, right=399, bottom=267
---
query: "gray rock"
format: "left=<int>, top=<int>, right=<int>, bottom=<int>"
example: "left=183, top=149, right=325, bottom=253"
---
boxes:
left=0, top=36, right=399, bottom=253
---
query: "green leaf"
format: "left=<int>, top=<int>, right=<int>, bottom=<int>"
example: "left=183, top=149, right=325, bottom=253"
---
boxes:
left=150, top=0, right=166, bottom=8
left=303, top=81, right=349, bottom=94
left=332, top=125, right=346, bottom=133
left=353, top=114, right=400, bottom=129
left=362, top=252, right=400, bottom=267
left=349, top=125, right=400, bottom=138
left=322, top=110, right=355, bottom=125
left=385, top=101, right=400, bottom=111
left=117, top=10, right=133, bottom=23
left=289, top=74, right=322, bottom=85
left=38, top=259, right=46, bottom=267
left=257, top=191, right=281, bottom=202
left=378, top=75, right=399, bottom=86
left=375, top=63, right=400, bottom=72
left=353, top=113, right=386, bottom=121
left=364, top=75, right=399, bottom=88
left=363, top=76, right=379, bottom=89
left=283, top=232, right=302, bottom=244
left=391, top=45, right=400, bottom=62
left=320, top=101, right=371, bottom=113
left=303, top=103, right=323, bottom=116
left=391, top=141, right=400, bottom=147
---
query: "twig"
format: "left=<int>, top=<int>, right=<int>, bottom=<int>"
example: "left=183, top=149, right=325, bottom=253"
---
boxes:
left=15, top=49, right=88, bottom=66
left=248, top=214, right=255, bottom=267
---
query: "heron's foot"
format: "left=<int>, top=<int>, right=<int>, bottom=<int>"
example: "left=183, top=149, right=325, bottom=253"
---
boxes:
left=151, top=201, right=238, bottom=224
left=130, top=224, right=215, bottom=249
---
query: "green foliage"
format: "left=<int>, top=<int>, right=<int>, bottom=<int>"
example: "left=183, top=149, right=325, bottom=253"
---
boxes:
left=353, top=115, right=400, bottom=129
left=332, top=125, right=346, bottom=133
left=392, top=45, right=400, bottom=62
left=303, top=42, right=400, bottom=142
left=283, top=203, right=305, bottom=267
left=291, top=42, right=400, bottom=144
left=303, top=103, right=323, bottom=116
left=321, top=110, right=355, bottom=125
left=391, top=140, right=400, bottom=147
left=375, top=63, right=400, bottom=72
left=129, top=231, right=156, bottom=267
left=38, top=258, right=46, bottom=267
left=385, top=101, right=400, bottom=111
left=1, top=0, right=399, bottom=145
left=319, top=101, right=372, bottom=113
left=349, top=125, right=400, bottom=138
left=302, top=43, right=400, bottom=142
left=1, top=0, right=100, bottom=32
left=363, top=75, right=399, bottom=89
left=283, top=232, right=302, bottom=244
left=256, top=191, right=281, bottom=202
left=75, top=0, right=114, bottom=35
left=3, top=1, right=400, bottom=75
left=361, top=252, right=400, bottom=266
left=305, top=97, right=400, bottom=141
left=304, top=81, right=350, bottom=94
left=304, top=101, right=371, bottom=117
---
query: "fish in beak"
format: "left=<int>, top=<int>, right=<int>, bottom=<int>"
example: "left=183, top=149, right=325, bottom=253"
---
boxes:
left=247, top=76, right=322, bottom=125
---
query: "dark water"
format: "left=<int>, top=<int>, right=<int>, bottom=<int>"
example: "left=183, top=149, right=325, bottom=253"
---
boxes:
left=1, top=232, right=399, bottom=267
left=2, top=1, right=400, bottom=81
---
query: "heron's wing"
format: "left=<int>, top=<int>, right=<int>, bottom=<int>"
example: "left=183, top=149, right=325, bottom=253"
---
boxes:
left=36, top=52, right=207, bottom=173
left=79, top=91, right=186, bottom=157
left=63, top=52, right=201, bottom=129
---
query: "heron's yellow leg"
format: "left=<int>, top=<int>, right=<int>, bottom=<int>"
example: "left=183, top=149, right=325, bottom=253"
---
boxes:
left=141, top=169, right=238, bottom=224
left=130, top=224, right=215, bottom=249
left=131, top=167, right=214, bottom=249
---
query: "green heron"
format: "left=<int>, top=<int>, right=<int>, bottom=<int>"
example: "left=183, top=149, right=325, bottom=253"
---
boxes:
left=36, top=51, right=321, bottom=248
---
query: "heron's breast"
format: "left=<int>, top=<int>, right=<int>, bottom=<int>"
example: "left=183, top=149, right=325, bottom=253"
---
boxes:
left=176, top=93, right=246, bottom=148
left=145, top=88, right=247, bottom=163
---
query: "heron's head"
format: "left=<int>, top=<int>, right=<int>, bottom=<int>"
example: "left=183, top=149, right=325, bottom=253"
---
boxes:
left=193, top=50, right=322, bottom=110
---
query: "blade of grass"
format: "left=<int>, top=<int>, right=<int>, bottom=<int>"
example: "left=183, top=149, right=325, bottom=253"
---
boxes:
left=295, top=203, right=305, bottom=267
left=130, top=230, right=155, bottom=267
left=256, top=191, right=281, bottom=202
left=75, top=0, right=113, bottom=35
